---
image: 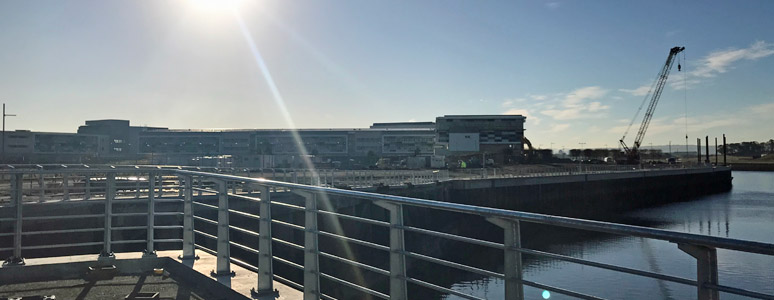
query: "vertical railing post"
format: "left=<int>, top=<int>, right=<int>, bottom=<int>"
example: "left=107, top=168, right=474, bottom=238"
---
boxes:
left=375, top=201, right=408, bottom=300
left=252, top=185, right=275, bottom=297
left=84, top=173, right=91, bottom=200
left=197, top=176, right=203, bottom=197
left=293, top=190, right=320, bottom=300
left=144, top=172, right=157, bottom=257
left=212, top=179, right=233, bottom=277
left=178, top=176, right=185, bottom=198
left=135, top=174, right=141, bottom=199
left=62, top=172, right=70, bottom=201
left=100, top=172, right=115, bottom=259
left=4, top=173, right=25, bottom=266
left=487, top=217, right=524, bottom=300
left=38, top=171, right=45, bottom=203
left=180, top=175, right=197, bottom=260
left=678, top=244, right=719, bottom=300
left=156, top=174, right=163, bottom=198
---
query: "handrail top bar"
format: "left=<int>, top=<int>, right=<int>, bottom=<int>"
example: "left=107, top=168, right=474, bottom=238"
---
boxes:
left=173, top=169, right=773, bottom=256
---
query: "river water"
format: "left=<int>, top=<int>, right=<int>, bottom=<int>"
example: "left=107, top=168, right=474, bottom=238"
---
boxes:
left=446, top=171, right=774, bottom=299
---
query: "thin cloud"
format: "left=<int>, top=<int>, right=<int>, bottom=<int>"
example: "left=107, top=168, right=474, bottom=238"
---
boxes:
left=669, top=41, right=774, bottom=90
left=503, top=108, right=541, bottom=125
left=692, top=41, right=774, bottom=78
left=501, top=98, right=526, bottom=108
left=619, top=84, right=651, bottom=96
left=541, top=86, right=610, bottom=120
left=545, top=2, right=560, bottom=9
left=548, top=123, right=570, bottom=132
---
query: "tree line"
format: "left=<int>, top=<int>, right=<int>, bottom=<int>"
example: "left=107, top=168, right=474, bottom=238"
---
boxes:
left=721, top=139, right=774, bottom=156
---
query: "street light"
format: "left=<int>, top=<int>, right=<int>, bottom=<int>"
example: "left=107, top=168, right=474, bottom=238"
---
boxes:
left=2, top=103, right=17, bottom=162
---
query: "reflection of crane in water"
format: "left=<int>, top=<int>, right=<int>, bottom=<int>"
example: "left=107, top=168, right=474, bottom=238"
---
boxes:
left=639, top=237, right=676, bottom=300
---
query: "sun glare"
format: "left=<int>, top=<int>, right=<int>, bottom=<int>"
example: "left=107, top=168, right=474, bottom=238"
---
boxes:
left=189, top=0, right=243, bottom=13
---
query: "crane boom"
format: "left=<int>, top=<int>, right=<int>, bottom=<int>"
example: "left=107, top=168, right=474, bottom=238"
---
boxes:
left=620, top=46, right=684, bottom=164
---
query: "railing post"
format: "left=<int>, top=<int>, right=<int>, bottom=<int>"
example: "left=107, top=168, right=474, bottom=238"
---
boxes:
left=678, top=244, right=719, bottom=300
left=38, top=171, right=45, bottom=203
left=84, top=174, right=91, bottom=200
left=197, top=176, right=203, bottom=197
left=375, top=201, right=408, bottom=300
left=178, top=176, right=185, bottom=198
left=252, top=185, right=276, bottom=297
left=180, top=175, right=197, bottom=260
left=4, top=173, right=25, bottom=266
left=144, top=172, right=157, bottom=257
left=62, top=173, right=70, bottom=201
left=487, top=217, right=524, bottom=300
left=135, top=175, right=141, bottom=199
left=212, top=179, right=234, bottom=277
left=100, top=172, right=115, bottom=259
left=293, top=190, right=320, bottom=300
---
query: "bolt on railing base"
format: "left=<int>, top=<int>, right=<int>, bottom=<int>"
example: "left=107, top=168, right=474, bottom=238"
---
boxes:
left=142, top=250, right=157, bottom=258
left=210, top=270, right=236, bottom=278
left=98, top=251, right=115, bottom=261
left=3, top=256, right=25, bottom=267
left=251, top=288, right=279, bottom=298
left=178, top=255, right=200, bottom=261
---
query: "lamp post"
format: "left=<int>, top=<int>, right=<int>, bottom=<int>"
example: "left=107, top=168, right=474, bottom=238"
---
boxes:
left=2, top=103, right=18, bottom=162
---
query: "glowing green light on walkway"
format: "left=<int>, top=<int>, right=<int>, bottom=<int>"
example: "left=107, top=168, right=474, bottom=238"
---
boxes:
left=542, top=290, right=551, bottom=299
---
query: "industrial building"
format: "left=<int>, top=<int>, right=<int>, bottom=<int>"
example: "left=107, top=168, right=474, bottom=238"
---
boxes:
left=435, top=115, right=526, bottom=163
left=0, top=115, right=525, bottom=167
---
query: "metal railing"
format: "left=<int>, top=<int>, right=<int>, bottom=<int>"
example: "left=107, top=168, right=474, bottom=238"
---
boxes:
left=2, top=167, right=771, bottom=300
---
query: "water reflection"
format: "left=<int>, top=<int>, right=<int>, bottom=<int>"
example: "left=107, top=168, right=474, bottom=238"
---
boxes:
left=444, top=171, right=774, bottom=299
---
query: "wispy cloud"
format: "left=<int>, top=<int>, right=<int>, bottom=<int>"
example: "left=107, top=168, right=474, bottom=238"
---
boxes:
left=619, top=84, right=651, bottom=96
left=692, top=41, right=774, bottom=78
left=540, top=86, right=610, bottom=120
left=503, top=108, right=541, bottom=125
left=548, top=123, right=570, bottom=132
left=545, top=2, right=560, bottom=9
left=669, top=41, right=774, bottom=90
left=501, top=98, right=526, bottom=107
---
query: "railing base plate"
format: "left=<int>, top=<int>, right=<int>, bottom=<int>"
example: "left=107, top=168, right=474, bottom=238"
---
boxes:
left=2, top=256, right=25, bottom=267
left=210, top=270, right=236, bottom=278
left=251, top=288, right=279, bottom=299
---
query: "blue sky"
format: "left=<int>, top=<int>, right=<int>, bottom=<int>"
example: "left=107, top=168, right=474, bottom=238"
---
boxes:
left=0, top=0, right=772, bottom=149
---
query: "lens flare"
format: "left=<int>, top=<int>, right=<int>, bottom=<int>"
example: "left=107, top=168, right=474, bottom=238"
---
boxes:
left=231, top=8, right=367, bottom=288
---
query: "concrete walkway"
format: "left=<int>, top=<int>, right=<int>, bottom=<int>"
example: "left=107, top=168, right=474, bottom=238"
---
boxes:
left=3, top=250, right=302, bottom=300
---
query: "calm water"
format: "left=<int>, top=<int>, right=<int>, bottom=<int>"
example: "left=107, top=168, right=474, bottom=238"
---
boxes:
left=447, top=171, right=774, bottom=299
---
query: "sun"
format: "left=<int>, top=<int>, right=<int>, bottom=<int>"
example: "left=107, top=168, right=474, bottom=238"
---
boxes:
left=188, top=0, right=244, bottom=13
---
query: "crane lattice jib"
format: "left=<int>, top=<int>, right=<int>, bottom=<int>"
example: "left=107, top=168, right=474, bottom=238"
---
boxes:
left=631, top=46, right=685, bottom=150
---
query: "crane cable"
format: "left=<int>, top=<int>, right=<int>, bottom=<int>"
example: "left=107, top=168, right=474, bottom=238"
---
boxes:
left=683, top=51, right=689, bottom=153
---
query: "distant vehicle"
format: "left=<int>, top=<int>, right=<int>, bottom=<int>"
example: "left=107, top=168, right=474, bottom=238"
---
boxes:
left=375, top=158, right=391, bottom=169
left=668, top=157, right=677, bottom=164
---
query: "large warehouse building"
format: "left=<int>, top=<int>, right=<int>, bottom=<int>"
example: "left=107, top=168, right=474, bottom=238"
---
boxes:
left=0, top=115, right=525, bottom=167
